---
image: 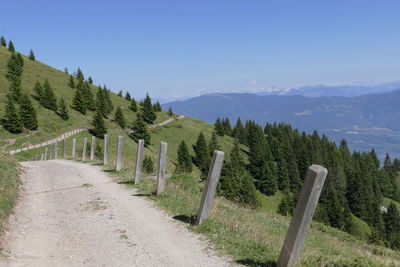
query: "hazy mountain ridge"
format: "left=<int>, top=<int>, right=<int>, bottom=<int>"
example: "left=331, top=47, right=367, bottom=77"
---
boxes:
left=163, top=90, right=400, bottom=158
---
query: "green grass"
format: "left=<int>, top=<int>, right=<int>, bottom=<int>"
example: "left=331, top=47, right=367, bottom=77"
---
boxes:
left=0, top=45, right=169, bottom=151
left=129, top=174, right=400, bottom=267
left=0, top=151, right=20, bottom=233
left=382, top=197, right=400, bottom=211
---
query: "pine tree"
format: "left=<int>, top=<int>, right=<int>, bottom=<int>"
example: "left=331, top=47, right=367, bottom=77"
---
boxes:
left=8, top=41, right=15, bottom=52
left=129, top=99, right=137, bottom=112
left=68, top=75, right=75, bottom=89
left=28, top=49, right=35, bottom=61
left=383, top=203, right=400, bottom=249
left=6, top=53, right=23, bottom=101
left=76, top=67, right=84, bottom=81
left=222, top=118, right=232, bottom=136
left=130, top=113, right=151, bottom=145
left=88, top=76, right=93, bottom=84
left=125, top=92, right=131, bottom=101
left=58, top=97, right=69, bottom=120
left=95, top=142, right=103, bottom=159
left=155, top=101, right=162, bottom=112
left=141, top=93, right=157, bottom=124
left=114, top=107, right=126, bottom=128
left=208, top=131, right=220, bottom=156
left=72, top=86, right=87, bottom=114
left=42, top=79, right=58, bottom=111
left=2, top=96, right=22, bottom=133
left=33, top=81, right=44, bottom=103
left=90, top=110, right=107, bottom=138
left=64, top=67, right=69, bottom=74
left=118, top=90, right=123, bottom=97
left=232, top=117, right=246, bottom=144
left=0, top=36, right=6, bottom=47
left=168, top=107, right=173, bottom=116
left=193, top=132, right=210, bottom=180
left=278, top=190, right=295, bottom=216
left=143, top=155, right=155, bottom=175
left=214, top=118, right=225, bottom=136
left=19, top=94, right=38, bottom=130
left=103, top=86, right=113, bottom=115
left=176, top=140, right=193, bottom=174
left=219, top=139, right=259, bottom=207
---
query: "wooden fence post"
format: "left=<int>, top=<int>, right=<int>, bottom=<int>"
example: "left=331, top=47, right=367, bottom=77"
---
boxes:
left=195, top=150, right=225, bottom=225
left=103, top=134, right=109, bottom=165
left=90, top=136, right=96, bottom=161
left=115, top=136, right=123, bottom=171
left=156, top=142, right=168, bottom=195
left=277, top=164, right=328, bottom=267
left=62, top=139, right=67, bottom=159
left=82, top=138, right=88, bottom=161
left=134, top=139, right=144, bottom=184
left=72, top=138, right=76, bottom=159
left=44, top=147, right=48, bottom=161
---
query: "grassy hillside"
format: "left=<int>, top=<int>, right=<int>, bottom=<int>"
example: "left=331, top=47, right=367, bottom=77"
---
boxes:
left=0, top=152, right=20, bottom=233
left=0, top=45, right=168, bottom=151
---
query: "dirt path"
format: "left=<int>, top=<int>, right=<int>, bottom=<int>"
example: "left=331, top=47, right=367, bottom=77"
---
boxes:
left=0, top=160, right=231, bottom=267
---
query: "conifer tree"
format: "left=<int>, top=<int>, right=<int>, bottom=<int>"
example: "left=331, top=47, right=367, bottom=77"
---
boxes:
left=82, top=82, right=95, bottom=111
left=168, top=107, right=173, bottom=116
left=76, top=67, right=84, bottom=81
left=0, top=36, right=6, bottom=47
left=68, top=75, right=75, bottom=89
left=96, top=87, right=107, bottom=117
left=208, top=131, right=220, bottom=156
left=193, top=132, right=210, bottom=180
left=42, top=79, right=58, bottom=111
left=28, top=49, right=35, bottom=61
left=103, top=86, right=114, bottom=115
left=141, top=93, right=157, bottom=124
left=64, top=68, right=69, bottom=74
left=114, top=107, right=126, bottom=128
left=176, top=140, right=192, bottom=174
left=90, top=110, right=107, bottom=138
left=58, top=97, right=69, bottom=120
left=222, top=118, right=232, bottom=136
left=2, top=96, right=22, bottom=133
left=143, top=155, right=155, bottom=175
left=214, top=117, right=225, bottom=136
left=19, top=94, right=38, bottom=130
left=118, top=90, right=123, bottom=97
left=384, top=203, right=400, bottom=249
left=88, top=76, right=93, bottom=84
left=33, top=81, right=45, bottom=103
left=232, top=117, right=246, bottom=144
left=125, top=92, right=131, bottom=101
left=219, top=139, right=259, bottom=207
left=129, top=98, right=137, bottom=112
left=6, top=53, right=23, bottom=101
left=8, top=41, right=15, bottom=52
left=154, top=101, right=162, bottom=112
left=72, top=86, right=87, bottom=114
left=130, top=113, right=151, bottom=145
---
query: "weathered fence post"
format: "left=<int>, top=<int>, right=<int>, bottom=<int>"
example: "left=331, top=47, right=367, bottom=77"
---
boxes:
left=54, top=140, right=58, bottom=159
left=156, top=142, right=168, bottom=195
left=44, top=147, right=48, bottom=161
left=90, top=136, right=96, bottom=161
left=40, top=153, right=44, bottom=161
left=62, top=139, right=67, bottom=159
left=49, top=143, right=54, bottom=160
left=134, top=139, right=144, bottom=184
left=72, top=138, right=76, bottom=159
left=82, top=137, right=88, bottom=161
left=195, top=150, right=225, bottom=225
left=115, top=136, right=123, bottom=171
left=103, top=134, right=109, bottom=165
left=277, top=164, right=328, bottom=267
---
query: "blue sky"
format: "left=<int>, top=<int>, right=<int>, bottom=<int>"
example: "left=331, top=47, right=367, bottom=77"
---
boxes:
left=2, top=1, right=400, bottom=101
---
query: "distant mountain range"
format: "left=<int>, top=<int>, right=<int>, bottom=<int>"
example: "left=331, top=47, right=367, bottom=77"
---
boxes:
left=163, top=89, right=400, bottom=160
left=280, top=81, right=400, bottom=97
